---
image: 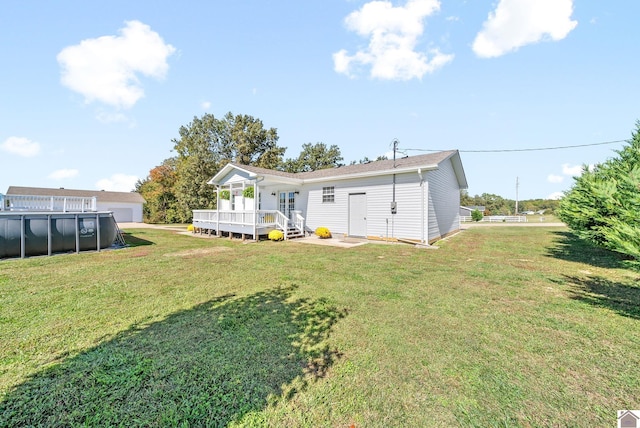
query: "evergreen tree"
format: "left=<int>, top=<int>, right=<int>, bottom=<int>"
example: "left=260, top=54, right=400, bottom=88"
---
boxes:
left=558, top=121, right=640, bottom=263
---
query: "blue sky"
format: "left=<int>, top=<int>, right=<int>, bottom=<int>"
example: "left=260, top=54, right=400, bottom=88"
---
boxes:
left=1, top=1, right=638, bottom=200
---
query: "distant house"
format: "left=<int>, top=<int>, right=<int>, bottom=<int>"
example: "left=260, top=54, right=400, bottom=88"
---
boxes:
left=459, top=206, right=485, bottom=217
left=6, top=186, right=145, bottom=223
left=193, top=150, right=468, bottom=244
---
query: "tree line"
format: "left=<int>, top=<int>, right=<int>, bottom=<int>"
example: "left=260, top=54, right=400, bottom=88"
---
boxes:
left=460, top=192, right=560, bottom=216
left=136, top=112, right=360, bottom=223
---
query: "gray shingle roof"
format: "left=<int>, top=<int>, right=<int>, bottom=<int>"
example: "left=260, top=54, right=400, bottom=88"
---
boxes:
left=6, top=186, right=146, bottom=204
left=229, top=150, right=458, bottom=180
left=299, top=150, right=457, bottom=179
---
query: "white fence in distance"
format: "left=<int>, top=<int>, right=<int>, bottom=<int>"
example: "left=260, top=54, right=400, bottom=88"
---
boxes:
left=460, top=215, right=528, bottom=223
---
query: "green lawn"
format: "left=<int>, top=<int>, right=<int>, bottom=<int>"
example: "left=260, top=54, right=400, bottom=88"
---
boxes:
left=1, top=226, right=639, bottom=427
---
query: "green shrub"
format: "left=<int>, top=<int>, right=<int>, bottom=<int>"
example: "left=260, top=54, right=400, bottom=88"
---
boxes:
left=471, top=209, right=483, bottom=222
left=219, top=190, right=230, bottom=200
left=268, top=230, right=284, bottom=241
left=315, top=227, right=332, bottom=239
left=242, top=186, right=254, bottom=198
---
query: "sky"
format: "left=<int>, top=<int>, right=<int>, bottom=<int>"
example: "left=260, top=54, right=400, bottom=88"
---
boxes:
left=1, top=0, right=639, bottom=200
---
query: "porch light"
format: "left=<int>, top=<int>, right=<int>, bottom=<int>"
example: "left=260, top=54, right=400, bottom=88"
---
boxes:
left=271, top=192, right=276, bottom=196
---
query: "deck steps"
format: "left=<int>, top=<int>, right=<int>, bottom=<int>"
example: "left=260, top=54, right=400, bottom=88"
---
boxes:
left=285, top=226, right=305, bottom=239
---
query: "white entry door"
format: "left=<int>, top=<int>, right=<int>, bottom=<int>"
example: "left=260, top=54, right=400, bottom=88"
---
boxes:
left=349, top=193, right=367, bottom=237
left=279, top=191, right=296, bottom=220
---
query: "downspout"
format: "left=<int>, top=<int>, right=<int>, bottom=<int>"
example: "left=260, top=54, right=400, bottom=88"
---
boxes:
left=392, top=139, right=398, bottom=239
left=418, top=168, right=426, bottom=245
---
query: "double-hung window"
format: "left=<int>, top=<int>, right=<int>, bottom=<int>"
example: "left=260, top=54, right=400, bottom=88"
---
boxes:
left=322, top=186, right=335, bottom=203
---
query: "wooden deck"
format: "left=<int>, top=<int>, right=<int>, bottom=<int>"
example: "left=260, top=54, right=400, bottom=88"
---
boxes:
left=192, top=209, right=305, bottom=240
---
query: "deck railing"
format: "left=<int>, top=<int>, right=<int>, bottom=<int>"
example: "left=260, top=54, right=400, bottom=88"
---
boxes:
left=193, top=209, right=305, bottom=240
left=293, top=211, right=304, bottom=232
left=0, top=195, right=97, bottom=212
left=193, top=210, right=285, bottom=227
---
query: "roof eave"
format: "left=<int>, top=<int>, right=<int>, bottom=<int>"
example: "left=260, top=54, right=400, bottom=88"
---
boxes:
left=207, top=164, right=303, bottom=186
left=449, top=151, right=469, bottom=189
left=207, top=164, right=258, bottom=185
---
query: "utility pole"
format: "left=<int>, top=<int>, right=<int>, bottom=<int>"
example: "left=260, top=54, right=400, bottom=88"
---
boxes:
left=515, top=176, right=519, bottom=215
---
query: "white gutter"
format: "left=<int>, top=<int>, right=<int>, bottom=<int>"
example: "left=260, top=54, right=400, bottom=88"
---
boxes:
left=418, top=168, right=426, bottom=245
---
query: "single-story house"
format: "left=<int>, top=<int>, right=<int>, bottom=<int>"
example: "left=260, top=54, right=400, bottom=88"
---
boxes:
left=6, top=186, right=145, bottom=223
left=193, top=150, right=468, bottom=244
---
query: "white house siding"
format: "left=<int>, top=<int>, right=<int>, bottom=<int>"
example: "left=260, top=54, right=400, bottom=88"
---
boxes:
left=425, top=158, right=461, bottom=241
left=390, top=173, right=427, bottom=241
left=303, top=172, right=428, bottom=241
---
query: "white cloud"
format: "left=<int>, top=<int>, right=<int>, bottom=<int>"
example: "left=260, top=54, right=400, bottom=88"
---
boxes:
left=201, top=101, right=211, bottom=110
left=547, top=174, right=564, bottom=184
left=561, top=163, right=584, bottom=176
left=1, top=136, right=41, bottom=157
left=333, top=0, right=454, bottom=80
left=96, top=173, right=139, bottom=192
left=48, top=169, right=79, bottom=180
left=472, top=0, right=577, bottom=58
left=547, top=191, right=564, bottom=200
left=57, top=20, right=176, bottom=109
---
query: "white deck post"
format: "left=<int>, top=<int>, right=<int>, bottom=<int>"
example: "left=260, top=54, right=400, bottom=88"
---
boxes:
left=253, top=182, right=258, bottom=239
left=216, top=185, right=220, bottom=234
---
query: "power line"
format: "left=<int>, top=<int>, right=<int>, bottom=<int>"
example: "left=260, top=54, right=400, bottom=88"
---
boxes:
left=404, top=139, right=627, bottom=153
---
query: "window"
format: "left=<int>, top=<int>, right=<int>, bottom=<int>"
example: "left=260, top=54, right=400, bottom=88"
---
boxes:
left=322, top=186, right=335, bottom=203
left=232, top=189, right=242, bottom=210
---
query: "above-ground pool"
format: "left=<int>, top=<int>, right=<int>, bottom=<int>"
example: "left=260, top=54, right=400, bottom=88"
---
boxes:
left=0, top=194, right=121, bottom=259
